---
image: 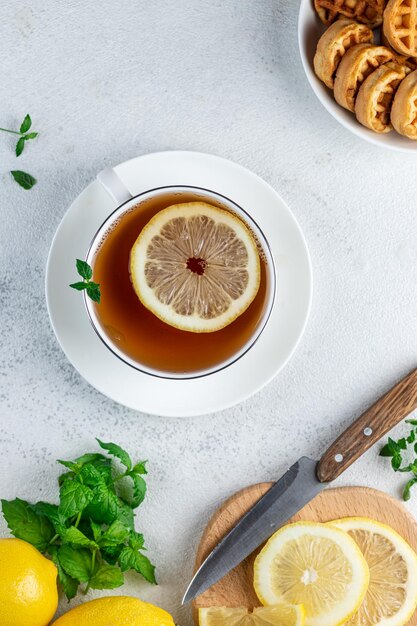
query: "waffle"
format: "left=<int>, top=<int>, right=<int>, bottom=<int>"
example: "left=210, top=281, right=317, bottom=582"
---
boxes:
left=391, top=68, right=417, bottom=136
left=314, top=0, right=386, bottom=27
left=314, top=19, right=374, bottom=88
left=381, top=30, right=417, bottom=67
left=383, top=0, right=417, bottom=57
left=356, top=62, right=407, bottom=131
left=334, top=43, right=394, bottom=110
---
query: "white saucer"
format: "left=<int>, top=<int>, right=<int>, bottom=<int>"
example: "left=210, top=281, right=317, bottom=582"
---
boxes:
left=46, top=151, right=312, bottom=417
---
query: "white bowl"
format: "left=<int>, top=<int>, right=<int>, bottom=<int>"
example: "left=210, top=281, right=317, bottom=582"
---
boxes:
left=298, top=0, right=417, bottom=152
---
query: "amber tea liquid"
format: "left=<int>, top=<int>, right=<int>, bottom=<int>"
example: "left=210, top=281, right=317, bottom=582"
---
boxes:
left=91, top=190, right=271, bottom=375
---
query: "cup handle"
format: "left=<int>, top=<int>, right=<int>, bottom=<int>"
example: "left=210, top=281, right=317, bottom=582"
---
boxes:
left=96, top=166, right=133, bottom=206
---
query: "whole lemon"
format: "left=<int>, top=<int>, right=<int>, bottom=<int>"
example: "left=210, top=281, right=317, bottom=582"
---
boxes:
left=0, top=538, right=58, bottom=626
left=52, top=596, right=175, bottom=626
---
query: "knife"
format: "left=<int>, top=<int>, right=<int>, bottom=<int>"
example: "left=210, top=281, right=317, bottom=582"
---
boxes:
left=182, top=367, right=417, bottom=604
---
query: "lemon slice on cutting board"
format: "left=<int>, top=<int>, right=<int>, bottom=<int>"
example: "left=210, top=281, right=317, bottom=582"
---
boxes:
left=330, top=517, right=417, bottom=626
left=199, top=604, right=305, bottom=626
left=253, top=522, right=369, bottom=626
left=130, top=202, right=261, bottom=333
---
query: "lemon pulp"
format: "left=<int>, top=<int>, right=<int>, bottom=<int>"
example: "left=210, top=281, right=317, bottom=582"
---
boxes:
left=253, top=522, right=369, bottom=626
left=130, top=202, right=261, bottom=333
left=331, top=517, right=417, bottom=626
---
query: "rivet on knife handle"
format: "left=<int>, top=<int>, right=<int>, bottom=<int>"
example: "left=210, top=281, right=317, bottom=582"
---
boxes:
left=317, top=367, right=417, bottom=483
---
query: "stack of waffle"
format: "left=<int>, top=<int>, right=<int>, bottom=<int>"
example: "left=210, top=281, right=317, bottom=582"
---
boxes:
left=313, top=0, right=417, bottom=139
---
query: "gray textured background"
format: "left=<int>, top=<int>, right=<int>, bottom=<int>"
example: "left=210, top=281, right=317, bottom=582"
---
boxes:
left=1, top=0, right=417, bottom=623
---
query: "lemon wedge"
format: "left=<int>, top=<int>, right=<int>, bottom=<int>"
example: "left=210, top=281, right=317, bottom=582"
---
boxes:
left=199, top=604, right=305, bottom=626
left=330, top=517, right=417, bottom=626
left=130, top=202, right=260, bottom=332
left=253, top=522, right=369, bottom=626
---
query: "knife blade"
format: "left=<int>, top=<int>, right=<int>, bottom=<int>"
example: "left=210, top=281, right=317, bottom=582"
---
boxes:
left=182, top=457, right=322, bottom=603
left=182, top=366, right=417, bottom=604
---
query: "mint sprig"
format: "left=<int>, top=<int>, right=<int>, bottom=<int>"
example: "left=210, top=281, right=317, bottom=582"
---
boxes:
left=380, top=420, right=417, bottom=500
left=0, top=113, right=39, bottom=157
left=0, top=114, right=38, bottom=188
left=1, top=440, right=156, bottom=600
left=70, top=259, right=101, bottom=304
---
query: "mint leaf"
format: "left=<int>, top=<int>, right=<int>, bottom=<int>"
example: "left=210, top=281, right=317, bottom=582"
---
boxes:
left=100, top=520, right=130, bottom=546
left=15, top=137, right=25, bottom=157
left=58, top=545, right=92, bottom=582
left=83, top=482, right=119, bottom=525
left=69, top=282, right=89, bottom=292
left=90, top=521, right=102, bottom=542
left=380, top=443, right=394, bottom=457
left=25, top=132, right=38, bottom=140
left=57, top=460, right=81, bottom=472
left=89, top=564, right=124, bottom=589
left=11, top=170, right=37, bottom=190
left=59, top=480, right=93, bottom=518
left=76, top=259, right=92, bottom=281
left=49, top=547, right=79, bottom=601
left=403, top=478, right=417, bottom=501
left=406, top=419, right=417, bottom=426
left=132, top=461, right=148, bottom=475
left=86, top=282, right=101, bottom=303
left=79, top=463, right=103, bottom=487
left=129, top=531, right=145, bottom=550
left=391, top=454, right=402, bottom=471
left=129, top=473, right=147, bottom=508
left=117, top=501, right=135, bottom=530
left=63, top=526, right=98, bottom=549
left=1, top=498, right=54, bottom=551
left=20, top=114, right=32, bottom=133
left=119, top=546, right=156, bottom=583
left=30, top=502, right=66, bottom=534
left=75, top=453, right=108, bottom=468
left=101, top=543, right=124, bottom=564
left=88, top=456, right=113, bottom=484
left=97, top=440, right=132, bottom=470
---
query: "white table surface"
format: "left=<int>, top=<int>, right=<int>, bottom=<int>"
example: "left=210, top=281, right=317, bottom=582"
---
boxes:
left=1, top=1, right=417, bottom=623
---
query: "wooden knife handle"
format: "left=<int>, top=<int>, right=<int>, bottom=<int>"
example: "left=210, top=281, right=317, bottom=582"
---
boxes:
left=317, top=367, right=417, bottom=483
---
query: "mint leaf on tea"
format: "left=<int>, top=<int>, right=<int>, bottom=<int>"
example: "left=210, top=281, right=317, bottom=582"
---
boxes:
left=76, top=259, right=93, bottom=281
left=70, top=259, right=100, bottom=303
left=86, top=282, right=101, bottom=303
left=11, top=170, right=37, bottom=190
left=69, top=282, right=89, bottom=291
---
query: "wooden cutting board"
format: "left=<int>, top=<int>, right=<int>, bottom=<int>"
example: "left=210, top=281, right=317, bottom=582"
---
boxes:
left=192, top=485, right=417, bottom=624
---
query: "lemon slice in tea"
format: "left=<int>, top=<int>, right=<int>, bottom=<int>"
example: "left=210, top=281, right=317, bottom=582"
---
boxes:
left=199, top=604, right=305, bottom=626
left=130, top=202, right=261, bottom=332
left=330, top=517, right=417, bottom=626
left=253, top=522, right=369, bottom=626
